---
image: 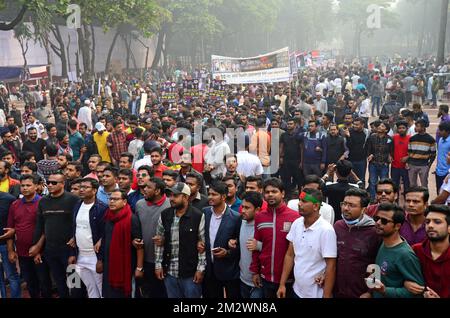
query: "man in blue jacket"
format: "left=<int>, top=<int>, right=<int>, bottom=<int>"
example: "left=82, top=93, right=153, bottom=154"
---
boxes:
left=298, top=120, right=327, bottom=178
left=203, top=181, right=241, bottom=298
left=68, top=178, right=108, bottom=298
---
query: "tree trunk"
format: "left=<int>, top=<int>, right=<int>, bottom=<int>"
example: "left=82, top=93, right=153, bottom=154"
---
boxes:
left=105, top=29, right=120, bottom=74
left=75, top=51, right=81, bottom=77
left=122, top=34, right=131, bottom=70
left=67, top=34, right=72, bottom=72
left=50, top=25, right=68, bottom=78
left=90, top=24, right=96, bottom=77
left=43, top=36, right=52, bottom=81
left=0, top=5, right=27, bottom=31
left=144, top=46, right=149, bottom=70
left=438, top=0, right=449, bottom=65
left=418, top=1, right=428, bottom=57
left=77, top=25, right=92, bottom=79
left=151, top=24, right=168, bottom=69
left=18, top=38, right=28, bottom=69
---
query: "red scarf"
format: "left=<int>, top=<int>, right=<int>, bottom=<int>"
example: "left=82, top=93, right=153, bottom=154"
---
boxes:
left=104, top=204, right=132, bottom=297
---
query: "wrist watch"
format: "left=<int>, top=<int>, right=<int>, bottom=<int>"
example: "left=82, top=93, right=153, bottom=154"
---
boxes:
left=136, top=267, right=144, bottom=273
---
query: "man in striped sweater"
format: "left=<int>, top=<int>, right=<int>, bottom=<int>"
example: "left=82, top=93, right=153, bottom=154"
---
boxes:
left=407, top=119, right=436, bottom=188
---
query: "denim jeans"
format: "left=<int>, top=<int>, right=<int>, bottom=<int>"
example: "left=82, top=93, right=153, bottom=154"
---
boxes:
left=351, top=160, right=367, bottom=186
left=0, top=244, right=21, bottom=298
left=391, top=167, right=410, bottom=192
left=372, top=96, right=381, bottom=116
left=240, top=281, right=263, bottom=299
left=369, top=163, right=390, bottom=200
left=436, top=174, right=448, bottom=195
left=18, top=256, right=52, bottom=298
left=164, top=274, right=202, bottom=298
left=432, top=91, right=438, bottom=106
left=44, top=249, right=70, bottom=298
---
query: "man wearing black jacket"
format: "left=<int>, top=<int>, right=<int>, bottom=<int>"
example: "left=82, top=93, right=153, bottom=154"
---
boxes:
left=79, top=123, right=98, bottom=176
left=186, top=172, right=209, bottom=211
left=30, top=171, right=80, bottom=298
left=68, top=178, right=107, bottom=298
left=203, top=182, right=241, bottom=298
left=154, top=183, right=206, bottom=298
left=343, top=117, right=370, bottom=186
left=325, top=124, right=348, bottom=168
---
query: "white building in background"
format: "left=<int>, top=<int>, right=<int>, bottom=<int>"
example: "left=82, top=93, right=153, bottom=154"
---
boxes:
left=0, top=23, right=157, bottom=76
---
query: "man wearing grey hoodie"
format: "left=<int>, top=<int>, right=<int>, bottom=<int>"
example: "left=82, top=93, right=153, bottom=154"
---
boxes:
left=333, top=188, right=382, bottom=298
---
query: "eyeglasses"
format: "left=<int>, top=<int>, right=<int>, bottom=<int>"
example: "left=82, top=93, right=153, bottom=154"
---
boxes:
left=47, top=181, right=63, bottom=185
left=377, top=190, right=394, bottom=195
left=340, top=202, right=359, bottom=209
left=373, top=215, right=394, bottom=225
left=137, top=173, right=148, bottom=178
left=109, top=197, right=124, bottom=202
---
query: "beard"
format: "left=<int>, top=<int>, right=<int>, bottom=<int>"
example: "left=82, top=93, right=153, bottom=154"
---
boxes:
left=171, top=201, right=185, bottom=210
left=428, top=234, right=449, bottom=242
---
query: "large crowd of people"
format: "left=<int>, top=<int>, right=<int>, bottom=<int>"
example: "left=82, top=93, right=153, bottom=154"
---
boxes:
left=0, top=56, right=449, bottom=299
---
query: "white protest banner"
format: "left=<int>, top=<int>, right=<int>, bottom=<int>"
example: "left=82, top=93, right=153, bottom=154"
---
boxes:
left=211, top=47, right=290, bottom=84
left=140, top=93, right=148, bottom=114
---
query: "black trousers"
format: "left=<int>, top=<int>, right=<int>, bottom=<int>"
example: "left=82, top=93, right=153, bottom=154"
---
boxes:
left=280, top=160, right=302, bottom=199
left=136, top=262, right=167, bottom=298
left=203, top=271, right=240, bottom=299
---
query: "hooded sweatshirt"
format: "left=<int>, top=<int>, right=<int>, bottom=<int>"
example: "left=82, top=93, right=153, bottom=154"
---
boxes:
left=250, top=203, right=299, bottom=284
left=334, top=214, right=382, bottom=298
left=413, top=240, right=450, bottom=298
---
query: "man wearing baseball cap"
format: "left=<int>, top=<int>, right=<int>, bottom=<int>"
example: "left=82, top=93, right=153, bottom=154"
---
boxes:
left=154, top=182, right=206, bottom=298
left=93, top=122, right=111, bottom=163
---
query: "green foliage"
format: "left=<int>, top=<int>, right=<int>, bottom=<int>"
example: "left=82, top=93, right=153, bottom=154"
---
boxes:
left=69, top=0, right=169, bottom=37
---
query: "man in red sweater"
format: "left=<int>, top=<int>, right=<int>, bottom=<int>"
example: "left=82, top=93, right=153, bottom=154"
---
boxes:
left=407, top=205, right=450, bottom=298
left=250, top=178, right=299, bottom=298
left=392, top=121, right=410, bottom=193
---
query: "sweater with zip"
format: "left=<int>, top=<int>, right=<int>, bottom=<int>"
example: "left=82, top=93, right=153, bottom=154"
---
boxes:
left=250, top=203, right=299, bottom=284
left=334, top=215, right=382, bottom=298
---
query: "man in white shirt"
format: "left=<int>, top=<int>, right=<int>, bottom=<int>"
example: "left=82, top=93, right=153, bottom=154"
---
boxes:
left=236, top=135, right=264, bottom=178
left=351, top=74, right=360, bottom=90
left=68, top=178, right=108, bottom=298
left=25, top=112, right=45, bottom=138
left=78, top=100, right=93, bottom=131
left=358, top=92, right=371, bottom=125
left=315, top=79, right=327, bottom=96
left=287, top=175, right=335, bottom=225
left=313, top=92, right=328, bottom=114
left=205, top=130, right=231, bottom=179
left=278, top=188, right=337, bottom=298
left=134, top=141, right=155, bottom=171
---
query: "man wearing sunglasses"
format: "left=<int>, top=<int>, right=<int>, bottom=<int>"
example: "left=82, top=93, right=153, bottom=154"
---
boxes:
left=366, top=179, right=399, bottom=217
left=364, top=203, right=424, bottom=298
left=128, top=166, right=152, bottom=213
left=30, top=171, right=80, bottom=298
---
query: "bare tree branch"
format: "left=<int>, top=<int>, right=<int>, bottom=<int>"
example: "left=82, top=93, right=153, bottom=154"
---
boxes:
left=0, top=5, right=27, bottom=31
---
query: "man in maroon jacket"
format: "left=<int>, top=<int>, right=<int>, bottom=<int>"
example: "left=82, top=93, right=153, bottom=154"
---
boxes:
left=334, top=188, right=382, bottom=298
left=406, top=205, right=450, bottom=298
left=250, top=178, right=299, bottom=298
